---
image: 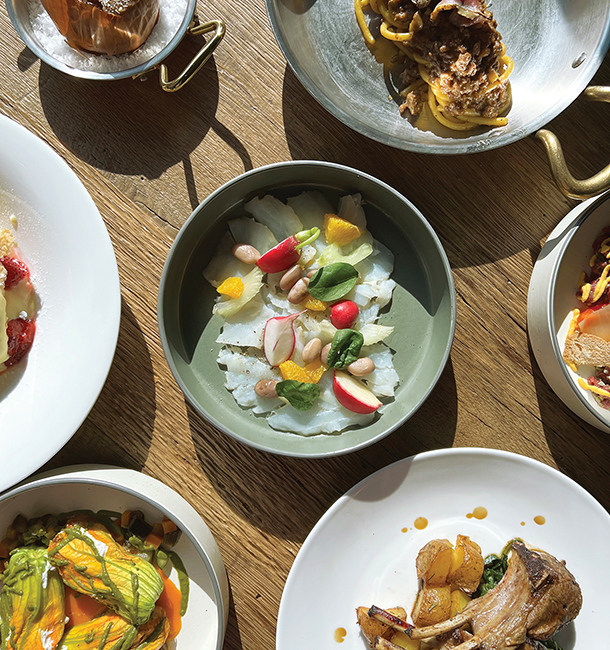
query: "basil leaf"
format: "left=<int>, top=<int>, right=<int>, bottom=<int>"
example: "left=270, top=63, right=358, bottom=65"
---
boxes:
left=276, top=380, right=320, bottom=411
left=309, top=262, right=358, bottom=301
left=327, top=329, right=364, bottom=369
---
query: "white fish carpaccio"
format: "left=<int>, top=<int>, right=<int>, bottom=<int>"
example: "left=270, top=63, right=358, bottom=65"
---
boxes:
left=210, top=191, right=400, bottom=436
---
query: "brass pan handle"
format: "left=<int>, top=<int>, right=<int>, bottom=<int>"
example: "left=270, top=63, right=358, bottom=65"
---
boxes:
left=138, top=18, right=225, bottom=92
left=535, top=86, right=610, bottom=200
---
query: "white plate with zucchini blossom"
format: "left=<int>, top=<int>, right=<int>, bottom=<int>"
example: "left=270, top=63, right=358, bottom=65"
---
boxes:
left=277, top=448, right=610, bottom=650
left=204, top=191, right=399, bottom=435
left=0, top=465, right=229, bottom=650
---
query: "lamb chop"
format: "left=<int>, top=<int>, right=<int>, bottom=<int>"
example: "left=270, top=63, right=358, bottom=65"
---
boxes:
left=370, top=541, right=582, bottom=650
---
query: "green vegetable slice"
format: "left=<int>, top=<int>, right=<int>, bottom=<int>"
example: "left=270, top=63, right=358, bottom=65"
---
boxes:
left=309, top=262, right=358, bottom=301
left=276, top=380, right=320, bottom=411
left=326, top=329, right=364, bottom=369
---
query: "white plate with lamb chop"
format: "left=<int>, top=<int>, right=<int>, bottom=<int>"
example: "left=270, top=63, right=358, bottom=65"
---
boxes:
left=277, top=447, right=609, bottom=650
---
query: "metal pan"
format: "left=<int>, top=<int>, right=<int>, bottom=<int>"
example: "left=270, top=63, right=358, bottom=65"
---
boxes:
left=5, top=0, right=224, bottom=91
left=266, top=0, right=609, bottom=170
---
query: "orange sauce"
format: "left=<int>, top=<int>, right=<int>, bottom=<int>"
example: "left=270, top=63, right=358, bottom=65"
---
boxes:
left=64, top=587, right=107, bottom=628
left=466, top=507, right=488, bottom=520
left=155, top=567, right=183, bottom=641
left=401, top=527, right=408, bottom=533
left=534, top=515, right=546, bottom=526
left=520, top=521, right=525, bottom=526
left=414, top=517, right=428, bottom=530
left=334, top=627, right=347, bottom=643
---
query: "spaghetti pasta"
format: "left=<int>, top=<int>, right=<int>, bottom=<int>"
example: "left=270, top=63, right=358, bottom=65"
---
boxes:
left=355, top=0, right=513, bottom=131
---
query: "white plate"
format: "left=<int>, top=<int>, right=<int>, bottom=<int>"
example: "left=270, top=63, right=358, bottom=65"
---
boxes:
left=0, top=115, right=121, bottom=492
left=0, top=465, right=229, bottom=650
left=277, top=448, right=610, bottom=650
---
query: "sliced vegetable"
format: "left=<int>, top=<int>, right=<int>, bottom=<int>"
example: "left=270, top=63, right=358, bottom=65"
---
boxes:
left=360, top=323, right=394, bottom=345
left=317, top=242, right=373, bottom=267
left=326, top=329, right=364, bottom=369
left=333, top=371, right=382, bottom=414
left=256, top=228, right=320, bottom=274
left=263, top=311, right=305, bottom=367
left=330, top=300, right=359, bottom=329
left=216, top=276, right=244, bottom=299
left=309, top=263, right=359, bottom=302
left=276, top=380, right=320, bottom=411
left=324, top=213, right=363, bottom=246
left=213, top=266, right=263, bottom=318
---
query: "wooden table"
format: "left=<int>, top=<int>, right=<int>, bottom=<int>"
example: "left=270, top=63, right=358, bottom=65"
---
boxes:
left=1, top=4, right=609, bottom=648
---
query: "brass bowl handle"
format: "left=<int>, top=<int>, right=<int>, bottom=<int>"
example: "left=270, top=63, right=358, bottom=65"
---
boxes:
left=535, top=86, right=610, bottom=200
left=152, top=18, right=225, bottom=92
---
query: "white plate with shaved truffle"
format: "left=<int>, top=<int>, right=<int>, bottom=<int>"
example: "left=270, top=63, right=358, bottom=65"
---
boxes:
left=277, top=448, right=610, bottom=650
left=528, top=190, right=610, bottom=433
left=0, top=115, right=121, bottom=492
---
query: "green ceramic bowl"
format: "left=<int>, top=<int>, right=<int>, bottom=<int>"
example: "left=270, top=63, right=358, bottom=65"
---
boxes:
left=158, top=161, right=455, bottom=457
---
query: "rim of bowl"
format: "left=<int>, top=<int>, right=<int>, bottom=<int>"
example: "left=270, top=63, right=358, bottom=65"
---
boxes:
left=264, top=0, right=610, bottom=155
left=158, top=160, right=456, bottom=458
left=0, top=465, right=227, bottom=650
left=5, top=0, right=197, bottom=81
left=549, top=190, right=610, bottom=432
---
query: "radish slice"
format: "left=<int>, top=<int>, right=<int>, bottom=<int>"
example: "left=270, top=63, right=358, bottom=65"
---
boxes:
left=579, top=303, right=610, bottom=341
left=264, top=311, right=306, bottom=367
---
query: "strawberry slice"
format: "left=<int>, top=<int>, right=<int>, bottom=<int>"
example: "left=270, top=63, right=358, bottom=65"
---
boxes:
left=5, top=318, right=36, bottom=367
left=0, top=256, right=30, bottom=289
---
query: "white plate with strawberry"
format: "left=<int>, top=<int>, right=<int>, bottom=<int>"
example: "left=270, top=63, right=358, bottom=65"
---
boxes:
left=0, top=115, right=120, bottom=491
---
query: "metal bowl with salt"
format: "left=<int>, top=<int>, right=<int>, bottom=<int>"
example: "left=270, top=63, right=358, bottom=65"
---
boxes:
left=5, top=0, right=224, bottom=91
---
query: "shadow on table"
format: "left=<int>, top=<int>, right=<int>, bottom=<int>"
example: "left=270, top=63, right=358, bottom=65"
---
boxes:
left=279, top=59, right=610, bottom=270
left=36, top=31, right=221, bottom=180
left=528, top=341, right=610, bottom=513
left=42, top=299, right=156, bottom=472
left=186, top=356, right=457, bottom=543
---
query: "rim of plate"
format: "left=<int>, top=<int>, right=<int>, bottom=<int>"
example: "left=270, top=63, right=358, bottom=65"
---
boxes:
left=0, top=115, right=121, bottom=492
left=0, top=465, right=228, bottom=650
left=158, top=160, right=456, bottom=458
left=548, top=191, right=610, bottom=432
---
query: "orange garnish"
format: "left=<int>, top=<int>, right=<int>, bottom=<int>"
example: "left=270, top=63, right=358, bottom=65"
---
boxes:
left=301, top=296, right=327, bottom=311
left=217, top=277, right=244, bottom=299
left=279, top=359, right=325, bottom=384
left=324, top=213, right=363, bottom=246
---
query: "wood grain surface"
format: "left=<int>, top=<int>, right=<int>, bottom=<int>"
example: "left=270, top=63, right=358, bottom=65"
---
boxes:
left=1, top=2, right=610, bottom=648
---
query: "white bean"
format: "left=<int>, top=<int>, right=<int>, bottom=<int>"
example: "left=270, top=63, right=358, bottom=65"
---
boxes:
left=288, top=277, right=310, bottom=304
left=231, top=243, right=260, bottom=264
left=302, top=338, right=322, bottom=364
left=255, top=379, right=279, bottom=399
left=320, top=343, right=332, bottom=365
left=280, top=265, right=302, bottom=291
left=347, top=357, right=376, bottom=376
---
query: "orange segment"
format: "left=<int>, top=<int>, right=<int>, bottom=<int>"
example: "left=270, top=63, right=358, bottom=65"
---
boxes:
left=217, top=277, right=244, bottom=299
left=324, top=213, right=363, bottom=246
left=301, top=296, right=327, bottom=311
left=279, top=359, right=325, bottom=384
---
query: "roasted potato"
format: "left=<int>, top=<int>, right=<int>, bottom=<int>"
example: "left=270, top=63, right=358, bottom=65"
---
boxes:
left=450, top=589, right=471, bottom=617
left=389, top=631, right=421, bottom=649
left=415, top=539, right=454, bottom=586
left=411, top=585, right=451, bottom=627
left=357, top=606, right=407, bottom=647
left=447, top=535, right=484, bottom=594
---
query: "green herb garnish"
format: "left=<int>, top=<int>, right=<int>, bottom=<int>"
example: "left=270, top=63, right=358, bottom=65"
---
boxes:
left=326, top=329, right=364, bottom=369
left=276, top=380, right=320, bottom=411
left=309, top=262, right=359, bottom=301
